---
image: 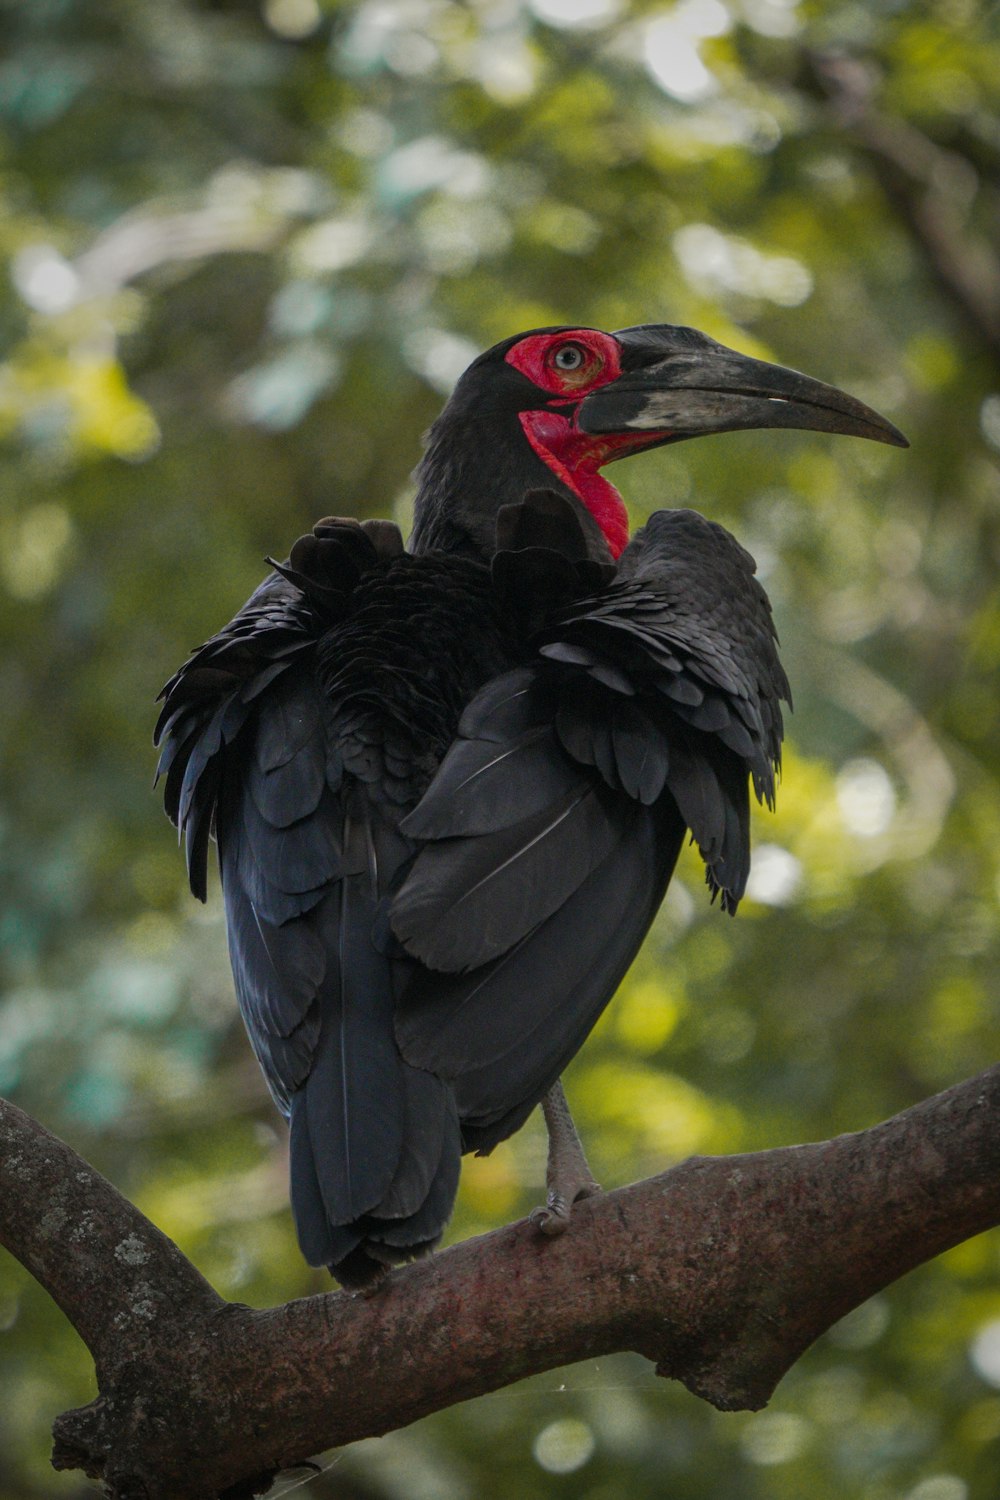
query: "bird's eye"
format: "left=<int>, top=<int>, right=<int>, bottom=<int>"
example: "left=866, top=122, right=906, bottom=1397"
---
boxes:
left=551, top=342, right=587, bottom=372
left=505, top=330, right=614, bottom=393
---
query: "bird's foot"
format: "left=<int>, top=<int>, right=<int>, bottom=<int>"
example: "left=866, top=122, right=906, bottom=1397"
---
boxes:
left=529, top=1078, right=601, bottom=1237
left=529, top=1175, right=601, bottom=1238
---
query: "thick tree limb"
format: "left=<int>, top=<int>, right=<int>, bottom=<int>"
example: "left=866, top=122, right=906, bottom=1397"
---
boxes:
left=2, top=1066, right=999, bottom=1500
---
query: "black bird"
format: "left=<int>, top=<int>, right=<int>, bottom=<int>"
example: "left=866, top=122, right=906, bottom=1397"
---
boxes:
left=156, top=324, right=905, bottom=1289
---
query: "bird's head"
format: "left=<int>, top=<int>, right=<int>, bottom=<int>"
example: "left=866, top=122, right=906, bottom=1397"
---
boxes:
left=412, top=323, right=907, bottom=560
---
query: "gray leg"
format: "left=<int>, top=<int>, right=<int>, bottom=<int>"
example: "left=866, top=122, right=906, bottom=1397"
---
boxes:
left=529, top=1079, right=601, bottom=1238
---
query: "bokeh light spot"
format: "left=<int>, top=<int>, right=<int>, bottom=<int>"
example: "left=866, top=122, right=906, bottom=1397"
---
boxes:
left=971, top=1319, right=1000, bottom=1386
left=533, top=1418, right=596, bottom=1473
left=674, top=223, right=813, bottom=305
left=529, top=0, right=623, bottom=27
left=1, top=503, right=73, bottom=600
left=836, top=759, right=896, bottom=838
left=644, top=21, right=714, bottom=101
left=906, top=1479, right=968, bottom=1500
left=262, top=0, right=322, bottom=39
left=980, top=394, right=1000, bottom=452
left=745, top=844, right=802, bottom=906
left=12, top=245, right=80, bottom=313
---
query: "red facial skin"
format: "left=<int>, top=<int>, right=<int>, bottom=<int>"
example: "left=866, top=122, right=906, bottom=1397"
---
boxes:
left=505, top=329, right=667, bottom=559
left=504, top=329, right=624, bottom=395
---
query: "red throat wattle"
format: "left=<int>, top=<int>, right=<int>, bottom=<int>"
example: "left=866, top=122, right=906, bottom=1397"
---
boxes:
left=518, top=409, right=648, bottom=559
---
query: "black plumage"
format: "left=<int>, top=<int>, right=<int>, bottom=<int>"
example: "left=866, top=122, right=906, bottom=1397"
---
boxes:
left=156, top=323, right=905, bottom=1287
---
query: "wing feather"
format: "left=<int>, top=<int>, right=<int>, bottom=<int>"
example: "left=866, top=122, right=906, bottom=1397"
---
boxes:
left=396, top=799, right=686, bottom=1141
left=392, top=779, right=622, bottom=972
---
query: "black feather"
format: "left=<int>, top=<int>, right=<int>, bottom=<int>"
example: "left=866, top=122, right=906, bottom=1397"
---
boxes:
left=456, top=667, right=545, bottom=742
left=611, top=699, right=670, bottom=804
left=398, top=799, right=685, bottom=1134
left=400, top=725, right=574, bottom=838
left=392, top=779, right=622, bottom=972
left=372, top=1067, right=456, bottom=1219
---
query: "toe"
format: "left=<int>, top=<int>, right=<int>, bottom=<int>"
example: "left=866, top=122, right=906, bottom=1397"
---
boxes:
left=530, top=1198, right=571, bottom=1237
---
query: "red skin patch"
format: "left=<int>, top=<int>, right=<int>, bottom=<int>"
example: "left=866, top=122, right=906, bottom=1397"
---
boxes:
left=505, top=328, right=623, bottom=396
left=505, top=329, right=658, bottom=559
left=518, top=411, right=640, bottom=559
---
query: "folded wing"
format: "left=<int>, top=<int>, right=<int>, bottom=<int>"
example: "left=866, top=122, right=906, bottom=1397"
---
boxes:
left=391, top=494, right=790, bottom=1142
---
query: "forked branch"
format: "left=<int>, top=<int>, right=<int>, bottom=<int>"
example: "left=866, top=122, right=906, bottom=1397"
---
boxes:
left=1, top=1066, right=998, bottom=1500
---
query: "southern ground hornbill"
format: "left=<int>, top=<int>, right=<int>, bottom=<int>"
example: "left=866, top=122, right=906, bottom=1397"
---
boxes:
left=156, top=324, right=906, bottom=1289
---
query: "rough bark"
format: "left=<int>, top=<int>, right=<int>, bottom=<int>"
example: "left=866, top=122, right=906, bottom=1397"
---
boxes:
left=1, top=1066, right=998, bottom=1500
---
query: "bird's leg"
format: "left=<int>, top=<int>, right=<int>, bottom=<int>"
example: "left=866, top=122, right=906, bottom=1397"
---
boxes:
left=529, top=1079, right=601, bottom=1238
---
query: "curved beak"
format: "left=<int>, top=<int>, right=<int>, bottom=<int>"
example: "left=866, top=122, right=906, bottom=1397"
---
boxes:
left=578, top=330, right=908, bottom=451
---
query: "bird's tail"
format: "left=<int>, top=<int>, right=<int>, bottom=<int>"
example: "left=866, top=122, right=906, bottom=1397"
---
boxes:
left=287, top=807, right=461, bottom=1290
left=289, top=1042, right=462, bottom=1289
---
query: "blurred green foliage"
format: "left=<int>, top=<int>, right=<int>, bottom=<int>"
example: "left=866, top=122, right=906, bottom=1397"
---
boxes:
left=1, top=0, right=1000, bottom=1495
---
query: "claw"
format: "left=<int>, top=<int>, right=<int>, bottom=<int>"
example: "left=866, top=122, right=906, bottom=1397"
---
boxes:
left=530, top=1178, right=601, bottom=1238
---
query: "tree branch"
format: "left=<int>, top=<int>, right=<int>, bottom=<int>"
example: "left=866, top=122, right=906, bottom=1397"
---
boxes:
left=2, top=1066, right=999, bottom=1500
left=804, top=51, right=1000, bottom=370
